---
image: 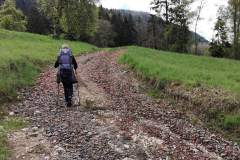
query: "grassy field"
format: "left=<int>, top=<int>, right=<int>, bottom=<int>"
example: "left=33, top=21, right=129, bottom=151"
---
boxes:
left=120, top=46, right=240, bottom=94
left=120, top=46, right=240, bottom=141
left=0, top=29, right=98, bottom=102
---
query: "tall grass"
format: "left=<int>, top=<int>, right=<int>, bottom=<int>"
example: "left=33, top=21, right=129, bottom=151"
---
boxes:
left=0, top=29, right=98, bottom=101
left=119, top=46, right=240, bottom=94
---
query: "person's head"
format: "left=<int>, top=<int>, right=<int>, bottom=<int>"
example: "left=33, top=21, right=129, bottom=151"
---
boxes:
left=62, top=44, right=69, bottom=49
left=61, top=44, right=70, bottom=54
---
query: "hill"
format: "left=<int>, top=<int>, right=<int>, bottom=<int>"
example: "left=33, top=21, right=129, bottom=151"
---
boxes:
left=107, top=9, right=209, bottom=44
left=0, top=29, right=98, bottom=102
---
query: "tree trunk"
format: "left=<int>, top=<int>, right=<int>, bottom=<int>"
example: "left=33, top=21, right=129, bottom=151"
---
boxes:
left=194, top=0, right=205, bottom=55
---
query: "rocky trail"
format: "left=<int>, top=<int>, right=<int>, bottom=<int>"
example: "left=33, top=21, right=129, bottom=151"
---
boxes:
left=8, top=50, right=240, bottom=160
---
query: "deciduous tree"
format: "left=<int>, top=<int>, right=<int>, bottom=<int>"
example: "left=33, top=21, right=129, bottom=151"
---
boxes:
left=0, top=0, right=27, bottom=31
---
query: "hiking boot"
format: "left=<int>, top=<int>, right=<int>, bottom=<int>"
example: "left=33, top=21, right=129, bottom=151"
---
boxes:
left=67, top=101, right=72, bottom=107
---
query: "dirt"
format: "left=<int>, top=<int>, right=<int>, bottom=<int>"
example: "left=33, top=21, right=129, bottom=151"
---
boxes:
left=8, top=50, right=240, bottom=160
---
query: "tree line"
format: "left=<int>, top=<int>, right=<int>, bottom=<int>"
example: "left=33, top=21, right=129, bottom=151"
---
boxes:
left=209, top=0, right=240, bottom=59
left=0, top=0, right=239, bottom=59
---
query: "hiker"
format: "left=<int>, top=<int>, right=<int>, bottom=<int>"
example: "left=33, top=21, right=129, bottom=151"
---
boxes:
left=55, top=44, right=78, bottom=107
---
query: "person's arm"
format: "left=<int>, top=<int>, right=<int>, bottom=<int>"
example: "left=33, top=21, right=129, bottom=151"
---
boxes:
left=72, top=56, right=78, bottom=70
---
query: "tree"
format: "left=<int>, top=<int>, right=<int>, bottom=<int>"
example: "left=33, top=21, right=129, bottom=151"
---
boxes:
left=228, top=0, right=240, bottom=58
left=168, top=0, right=194, bottom=52
left=39, top=0, right=99, bottom=39
left=151, top=0, right=194, bottom=52
left=123, top=14, right=137, bottom=45
left=209, top=17, right=231, bottom=57
left=27, top=6, right=50, bottom=34
left=91, top=20, right=116, bottom=47
left=194, top=0, right=205, bottom=55
left=147, top=15, right=164, bottom=49
left=38, top=0, right=64, bottom=37
left=0, top=0, right=27, bottom=31
left=151, top=0, right=171, bottom=23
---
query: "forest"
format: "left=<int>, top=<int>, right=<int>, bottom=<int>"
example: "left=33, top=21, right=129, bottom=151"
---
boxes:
left=0, top=0, right=239, bottom=59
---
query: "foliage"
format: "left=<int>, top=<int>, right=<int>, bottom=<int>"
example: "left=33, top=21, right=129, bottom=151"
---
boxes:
left=119, top=46, right=240, bottom=94
left=26, top=5, right=50, bottom=34
left=38, top=0, right=99, bottom=39
left=228, top=0, right=240, bottom=58
left=151, top=0, right=194, bottom=52
left=0, top=29, right=98, bottom=102
left=91, top=20, right=116, bottom=47
left=146, top=15, right=164, bottom=49
left=110, top=12, right=137, bottom=46
left=209, top=17, right=231, bottom=58
left=0, top=0, right=27, bottom=31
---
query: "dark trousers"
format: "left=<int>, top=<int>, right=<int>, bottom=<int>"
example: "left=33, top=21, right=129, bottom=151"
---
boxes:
left=60, top=69, right=73, bottom=103
left=62, top=82, right=73, bottom=102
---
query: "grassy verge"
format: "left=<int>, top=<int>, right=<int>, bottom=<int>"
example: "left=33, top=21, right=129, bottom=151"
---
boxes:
left=119, top=46, right=240, bottom=143
left=0, top=117, right=27, bottom=159
left=0, top=29, right=99, bottom=102
left=119, top=46, right=240, bottom=94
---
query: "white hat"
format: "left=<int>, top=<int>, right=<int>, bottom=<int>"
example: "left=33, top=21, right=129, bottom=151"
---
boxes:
left=61, top=44, right=69, bottom=49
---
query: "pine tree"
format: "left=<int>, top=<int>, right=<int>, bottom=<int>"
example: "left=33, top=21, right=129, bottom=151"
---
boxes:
left=0, top=0, right=27, bottom=31
left=147, top=15, right=165, bottom=49
left=27, top=6, right=50, bottom=34
left=91, top=20, right=116, bottom=47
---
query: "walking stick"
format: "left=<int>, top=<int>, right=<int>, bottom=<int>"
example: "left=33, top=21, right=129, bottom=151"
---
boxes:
left=75, top=70, right=81, bottom=106
left=57, top=83, right=60, bottom=106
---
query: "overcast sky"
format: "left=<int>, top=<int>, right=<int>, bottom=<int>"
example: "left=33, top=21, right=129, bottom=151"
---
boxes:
left=101, top=0, right=228, bottom=41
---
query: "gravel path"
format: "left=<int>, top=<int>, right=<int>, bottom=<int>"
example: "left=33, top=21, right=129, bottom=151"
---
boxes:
left=9, top=50, right=240, bottom=160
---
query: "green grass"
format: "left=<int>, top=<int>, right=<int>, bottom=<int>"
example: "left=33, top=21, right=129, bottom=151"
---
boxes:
left=0, top=29, right=98, bottom=102
left=0, top=117, right=27, bottom=160
left=0, top=131, right=8, bottom=160
left=120, top=46, right=240, bottom=143
left=0, top=118, right=27, bottom=131
left=224, top=115, right=240, bottom=129
left=119, top=46, right=240, bottom=94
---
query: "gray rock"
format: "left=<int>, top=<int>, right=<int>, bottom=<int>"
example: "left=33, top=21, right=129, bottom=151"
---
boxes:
left=9, top=112, right=15, bottom=116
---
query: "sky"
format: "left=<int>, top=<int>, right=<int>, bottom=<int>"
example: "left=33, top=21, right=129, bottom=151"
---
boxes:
left=101, top=0, right=228, bottom=41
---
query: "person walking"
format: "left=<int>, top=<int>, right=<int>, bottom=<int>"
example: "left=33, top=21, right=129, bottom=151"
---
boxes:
left=55, top=44, right=78, bottom=107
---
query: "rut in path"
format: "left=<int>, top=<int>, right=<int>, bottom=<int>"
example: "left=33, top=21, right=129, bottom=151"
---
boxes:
left=10, top=50, right=240, bottom=160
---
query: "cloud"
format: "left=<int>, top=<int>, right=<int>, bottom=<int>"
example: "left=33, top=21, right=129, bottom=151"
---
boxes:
left=101, top=0, right=152, bottom=12
left=121, top=3, right=130, bottom=10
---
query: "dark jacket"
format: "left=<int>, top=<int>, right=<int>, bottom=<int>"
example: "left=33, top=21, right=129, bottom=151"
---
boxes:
left=54, top=55, right=78, bottom=70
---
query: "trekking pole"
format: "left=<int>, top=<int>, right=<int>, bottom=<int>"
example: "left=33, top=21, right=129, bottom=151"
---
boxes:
left=75, top=70, right=81, bottom=106
left=57, top=83, right=60, bottom=106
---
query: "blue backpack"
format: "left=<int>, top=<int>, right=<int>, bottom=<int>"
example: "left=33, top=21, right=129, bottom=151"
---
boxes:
left=57, top=49, right=77, bottom=83
left=58, top=49, right=73, bottom=70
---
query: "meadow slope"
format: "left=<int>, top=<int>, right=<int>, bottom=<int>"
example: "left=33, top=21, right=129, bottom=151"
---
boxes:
left=0, top=29, right=98, bottom=102
left=119, top=46, right=240, bottom=142
left=120, top=46, right=240, bottom=95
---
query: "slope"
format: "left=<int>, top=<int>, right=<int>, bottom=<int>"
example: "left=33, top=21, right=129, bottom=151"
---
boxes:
left=0, top=29, right=98, bottom=102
